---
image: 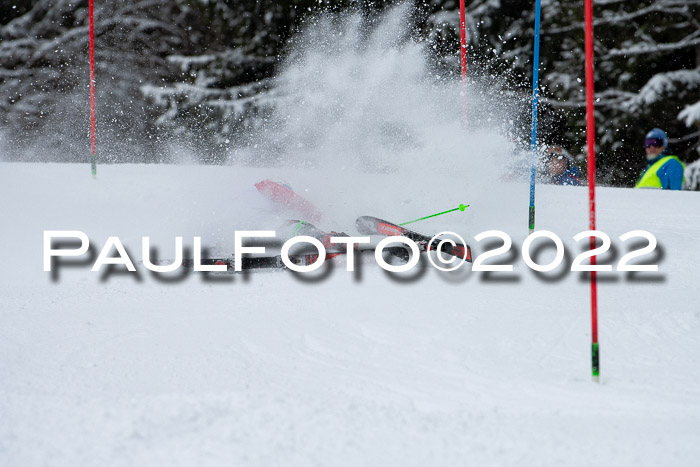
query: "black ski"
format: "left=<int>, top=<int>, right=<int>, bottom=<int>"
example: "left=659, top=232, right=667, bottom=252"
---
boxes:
left=152, top=217, right=410, bottom=273
left=355, top=216, right=472, bottom=262
left=155, top=246, right=408, bottom=273
left=178, top=253, right=331, bottom=272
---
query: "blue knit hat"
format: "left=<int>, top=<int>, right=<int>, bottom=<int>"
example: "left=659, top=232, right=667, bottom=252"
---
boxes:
left=645, top=128, right=668, bottom=149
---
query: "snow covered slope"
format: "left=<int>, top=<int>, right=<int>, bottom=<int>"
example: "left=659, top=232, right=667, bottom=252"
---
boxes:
left=1, top=162, right=700, bottom=466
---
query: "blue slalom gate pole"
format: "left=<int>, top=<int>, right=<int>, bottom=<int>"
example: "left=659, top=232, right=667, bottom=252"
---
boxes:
left=528, top=0, right=542, bottom=234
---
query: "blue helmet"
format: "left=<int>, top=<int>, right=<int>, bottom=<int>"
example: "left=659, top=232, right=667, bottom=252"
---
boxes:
left=645, top=128, right=668, bottom=149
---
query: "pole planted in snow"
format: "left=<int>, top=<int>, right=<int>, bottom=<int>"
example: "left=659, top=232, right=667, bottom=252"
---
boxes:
left=459, top=0, right=467, bottom=127
left=399, top=204, right=469, bottom=226
left=584, top=0, right=600, bottom=383
left=89, top=0, right=96, bottom=178
left=528, top=0, right=542, bottom=235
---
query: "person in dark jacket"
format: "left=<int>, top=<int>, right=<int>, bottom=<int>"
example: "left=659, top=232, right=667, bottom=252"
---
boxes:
left=544, top=146, right=581, bottom=186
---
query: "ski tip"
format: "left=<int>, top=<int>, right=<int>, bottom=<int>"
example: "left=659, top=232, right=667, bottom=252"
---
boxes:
left=459, top=203, right=469, bottom=211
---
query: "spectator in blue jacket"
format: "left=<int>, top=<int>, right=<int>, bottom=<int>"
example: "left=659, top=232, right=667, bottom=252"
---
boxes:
left=545, top=146, right=581, bottom=186
left=635, top=128, right=685, bottom=190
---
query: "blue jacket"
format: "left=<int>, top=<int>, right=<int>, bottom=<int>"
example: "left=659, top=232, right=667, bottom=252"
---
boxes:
left=637, top=154, right=684, bottom=190
left=552, top=166, right=581, bottom=186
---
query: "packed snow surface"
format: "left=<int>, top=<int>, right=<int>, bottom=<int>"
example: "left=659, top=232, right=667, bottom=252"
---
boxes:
left=2, top=162, right=700, bottom=466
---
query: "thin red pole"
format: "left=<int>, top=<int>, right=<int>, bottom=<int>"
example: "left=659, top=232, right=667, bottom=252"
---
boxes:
left=584, top=0, right=599, bottom=382
left=459, top=0, right=467, bottom=127
left=89, top=0, right=96, bottom=177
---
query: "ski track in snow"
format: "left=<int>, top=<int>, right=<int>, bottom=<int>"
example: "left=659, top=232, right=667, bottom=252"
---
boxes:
left=1, top=163, right=700, bottom=466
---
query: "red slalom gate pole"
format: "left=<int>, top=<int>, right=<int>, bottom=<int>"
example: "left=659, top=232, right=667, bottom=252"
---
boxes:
left=584, top=0, right=599, bottom=383
left=459, top=0, right=467, bottom=127
left=89, top=0, right=96, bottom=177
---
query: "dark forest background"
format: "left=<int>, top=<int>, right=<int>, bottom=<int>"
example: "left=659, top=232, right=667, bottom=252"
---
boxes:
left=1, top=0, right=698, bottom=186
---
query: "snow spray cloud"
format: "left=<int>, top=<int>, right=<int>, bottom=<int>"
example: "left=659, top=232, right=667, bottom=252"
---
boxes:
left=239, top=4, right=521, bottom=181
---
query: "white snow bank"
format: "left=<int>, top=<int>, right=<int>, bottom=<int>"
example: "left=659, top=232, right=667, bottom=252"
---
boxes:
left=1, top=162, right=700, bottom=466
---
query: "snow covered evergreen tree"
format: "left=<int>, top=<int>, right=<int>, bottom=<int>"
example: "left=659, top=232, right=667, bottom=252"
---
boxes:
left=0, top=0, right=202, bottom=162
left=1, top=0, right=697, bottom=178
left=424, top=0, right=700, bottom=186
left=543, top=0, right=700, bottom=185
left=142, top=0, right=398, bottom=164
left=140, top=0, right=308, bottom=163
